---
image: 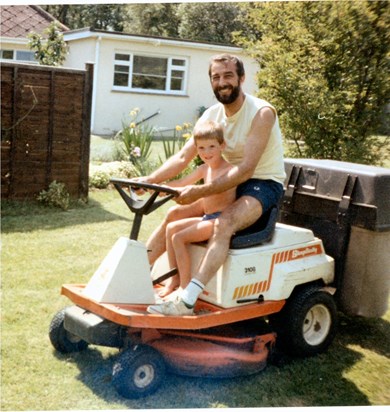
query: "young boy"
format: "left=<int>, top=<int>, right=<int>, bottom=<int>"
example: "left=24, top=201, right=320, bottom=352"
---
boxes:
left=149, top=120, right=236, bottom=308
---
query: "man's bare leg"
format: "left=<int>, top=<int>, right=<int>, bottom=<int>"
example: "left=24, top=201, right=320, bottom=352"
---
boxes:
left=147, top=197, right=264, bottom=314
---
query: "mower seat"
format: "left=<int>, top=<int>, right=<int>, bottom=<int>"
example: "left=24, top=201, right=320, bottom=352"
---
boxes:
left=230, top=206, right=278, bottom=249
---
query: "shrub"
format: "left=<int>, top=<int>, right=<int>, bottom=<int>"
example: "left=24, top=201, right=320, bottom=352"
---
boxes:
left=37, top=181, right=70, bottom=210
left=89, top=169, right=111, bottom=189
left=158, top=122, right=200, bottom=177
left=114, top=108, right=155, bottom=176
left=236, top=1, right=390, bottom=165
left=89, top=161, right=139, bottom=189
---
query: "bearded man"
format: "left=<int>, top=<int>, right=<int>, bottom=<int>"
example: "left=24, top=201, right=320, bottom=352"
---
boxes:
left=143, top=54, right=286, bottom=315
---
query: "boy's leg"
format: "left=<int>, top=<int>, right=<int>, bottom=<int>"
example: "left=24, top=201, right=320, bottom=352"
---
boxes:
left=146, top=199, right=204, bottom=265
left=172, top=219, right=215, bottom=289
left=161, top=217, right=204, bottom=297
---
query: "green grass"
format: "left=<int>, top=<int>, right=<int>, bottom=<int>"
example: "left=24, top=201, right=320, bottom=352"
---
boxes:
left=1, top=189, right=389, bottom=410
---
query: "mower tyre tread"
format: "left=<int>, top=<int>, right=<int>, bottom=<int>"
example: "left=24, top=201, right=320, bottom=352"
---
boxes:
left=112, top=344, right=166, bottom=399
left=49, top=307, right=89, bottom=353
left=270, top=284, right=338, bottom=357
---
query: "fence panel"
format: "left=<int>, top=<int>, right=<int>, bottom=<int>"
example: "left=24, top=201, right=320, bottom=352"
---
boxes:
left=1, top=62, right=93, bottom=200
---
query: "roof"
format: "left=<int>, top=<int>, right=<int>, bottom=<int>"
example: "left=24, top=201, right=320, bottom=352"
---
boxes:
left=63, top=27, right=241, bottom=52
left=0, top=5, right=69, bottom=38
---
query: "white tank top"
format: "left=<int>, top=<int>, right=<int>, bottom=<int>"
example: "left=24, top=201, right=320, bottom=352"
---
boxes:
left=199, top=94, right=286, bottom=184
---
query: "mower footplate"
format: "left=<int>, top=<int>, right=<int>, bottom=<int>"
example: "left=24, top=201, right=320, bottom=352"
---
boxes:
left=61, top=284, right=286, bottom=330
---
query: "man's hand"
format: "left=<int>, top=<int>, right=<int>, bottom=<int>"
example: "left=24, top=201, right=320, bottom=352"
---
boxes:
left=131, top=175, right=158, bottom=195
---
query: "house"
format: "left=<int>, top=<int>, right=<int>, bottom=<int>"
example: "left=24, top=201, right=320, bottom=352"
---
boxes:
left=62, top=28, right=259, bottom=136
left=0, top=4, right=68, bottom=63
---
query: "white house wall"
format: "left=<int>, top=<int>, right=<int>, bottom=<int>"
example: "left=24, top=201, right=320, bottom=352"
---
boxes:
left=63, top=33, right=259, bottom=136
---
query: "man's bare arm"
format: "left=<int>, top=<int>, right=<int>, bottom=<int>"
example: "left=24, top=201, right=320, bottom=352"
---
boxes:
left=144, top=137, right=198, bottom=184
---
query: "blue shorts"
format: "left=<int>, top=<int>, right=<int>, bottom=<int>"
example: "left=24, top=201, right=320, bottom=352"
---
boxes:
left=202, top=212, right=222, bottom=221
left=236, top=179, right=284, bottom=213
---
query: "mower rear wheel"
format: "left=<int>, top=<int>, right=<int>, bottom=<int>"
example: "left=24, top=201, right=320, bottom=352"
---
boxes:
left=49, top=307, right=89, bottom=353
left=112, top=345, right=166, bottom=399
left=270, top=285, right=338, bottom=357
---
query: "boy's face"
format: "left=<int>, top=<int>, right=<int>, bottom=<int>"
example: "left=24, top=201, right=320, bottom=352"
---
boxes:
left=196, top=137, right=225, bottom=166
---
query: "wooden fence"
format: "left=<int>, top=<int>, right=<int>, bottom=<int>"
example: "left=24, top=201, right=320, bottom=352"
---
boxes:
left=1, top=62, right=93, bottom=200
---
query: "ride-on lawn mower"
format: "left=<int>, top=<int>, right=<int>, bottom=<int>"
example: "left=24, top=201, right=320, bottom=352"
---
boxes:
left=49, top=159, right=390, bottom=399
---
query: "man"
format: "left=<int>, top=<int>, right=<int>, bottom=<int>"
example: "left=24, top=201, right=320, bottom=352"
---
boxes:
left=144, top=54, right=286, bottom=315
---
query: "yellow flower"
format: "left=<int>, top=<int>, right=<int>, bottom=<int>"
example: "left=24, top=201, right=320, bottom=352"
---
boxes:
left=175, top=125, right=182, bottom=132
left=182, top=133, right=191, bottom=140
left=130, top=122, right=136, bottom=129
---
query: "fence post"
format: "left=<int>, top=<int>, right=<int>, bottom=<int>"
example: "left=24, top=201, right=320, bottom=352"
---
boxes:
left=79, top=62, right=94, bottom=200
left=46, top=70, right=55, bottom=187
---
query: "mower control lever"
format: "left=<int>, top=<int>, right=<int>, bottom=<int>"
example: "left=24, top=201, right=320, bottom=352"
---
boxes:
left=110, top=178, right=179, bottom=240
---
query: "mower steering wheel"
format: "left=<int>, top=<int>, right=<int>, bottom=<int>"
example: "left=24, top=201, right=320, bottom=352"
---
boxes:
left=110, top=178, right=179, bottom=240
left=114, top=179, right=179, bottom=197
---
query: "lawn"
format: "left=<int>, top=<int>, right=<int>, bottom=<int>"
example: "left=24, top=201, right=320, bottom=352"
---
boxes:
left=1, top=184, right=389, bottom=410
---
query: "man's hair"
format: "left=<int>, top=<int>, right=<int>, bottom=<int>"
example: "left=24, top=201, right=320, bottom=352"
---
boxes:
left=193, top=120, right=224, bottom=145
left=208, top=54, right=245, bottom=78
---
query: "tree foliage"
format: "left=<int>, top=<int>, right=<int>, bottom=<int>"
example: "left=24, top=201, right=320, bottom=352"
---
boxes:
left=42, top=3, right=244, bottom=43
left=28, top=22, right=68, bottom=66
left=122, top=3, right=180, bottom=37
left=177, top=2, right=245, bottom=44
left=236, top=1, right=390, bottom=164
left=42, top=4, right=127, bottom=31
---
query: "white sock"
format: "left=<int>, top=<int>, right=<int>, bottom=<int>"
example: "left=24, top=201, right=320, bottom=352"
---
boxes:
left=180, top=279, right=205, bottom=307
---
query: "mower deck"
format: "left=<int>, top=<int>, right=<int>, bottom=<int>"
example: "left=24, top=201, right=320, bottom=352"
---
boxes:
left=61, top=284, right=286, bottom=330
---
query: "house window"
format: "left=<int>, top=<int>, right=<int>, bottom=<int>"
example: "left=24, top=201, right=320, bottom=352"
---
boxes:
left=0, top=49, right=37, bottom=63
left=113, top=53, right=188, bottom=94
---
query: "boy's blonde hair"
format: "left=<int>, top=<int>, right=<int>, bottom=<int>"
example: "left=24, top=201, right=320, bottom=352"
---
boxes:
left=193, top=120, right=224, bottom=145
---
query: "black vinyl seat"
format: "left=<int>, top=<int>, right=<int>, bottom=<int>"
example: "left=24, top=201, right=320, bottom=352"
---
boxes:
left=230, top=206, right=278, bottom=249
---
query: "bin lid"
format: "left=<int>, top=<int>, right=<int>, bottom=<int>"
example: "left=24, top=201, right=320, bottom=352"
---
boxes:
left=284, top=159, right=390, bottom=232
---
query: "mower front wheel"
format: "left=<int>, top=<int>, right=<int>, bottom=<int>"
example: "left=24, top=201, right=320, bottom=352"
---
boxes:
left=49, top=307, right=89, bottom=353
left=270, top=285, right=338, bottom=357
left=112, top=344, right=166, bottom=399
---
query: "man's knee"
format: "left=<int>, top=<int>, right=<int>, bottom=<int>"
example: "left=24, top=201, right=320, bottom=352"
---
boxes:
left=213, top=215, right=235, bottom=238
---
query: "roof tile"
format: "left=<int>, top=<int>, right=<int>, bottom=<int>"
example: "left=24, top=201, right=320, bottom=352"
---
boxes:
left=0, top=5, right=68, bottom=38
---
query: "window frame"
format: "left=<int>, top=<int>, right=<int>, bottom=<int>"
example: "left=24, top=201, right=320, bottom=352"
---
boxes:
left=0, top=49, right=37, bottom=63
left=112, top=51, right=189, bottom=96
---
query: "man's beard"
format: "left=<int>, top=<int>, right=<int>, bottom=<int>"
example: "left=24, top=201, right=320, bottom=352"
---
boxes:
left=213, top=83, right=241, bottom=104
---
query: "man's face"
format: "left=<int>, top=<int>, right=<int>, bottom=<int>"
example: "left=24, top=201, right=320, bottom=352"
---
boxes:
left=210, top=61, right=243, bottom=105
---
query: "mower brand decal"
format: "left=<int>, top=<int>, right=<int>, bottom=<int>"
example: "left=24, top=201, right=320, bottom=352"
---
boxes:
left=290, top=245, right=322, bottom=260
left=232, top=244, right=323, bottom=300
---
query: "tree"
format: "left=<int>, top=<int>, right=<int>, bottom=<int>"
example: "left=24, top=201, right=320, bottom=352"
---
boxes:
left=42, top=4, right=127, bottom=31
left=28, top=21, right=68, bottom=66
left=42, top=3, right=249, bottom=44
left=177, top=2, right=245, bottom=44
left=122, top=3, right=180, bottom=37
left=236, top=1, right=390, bottom=165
